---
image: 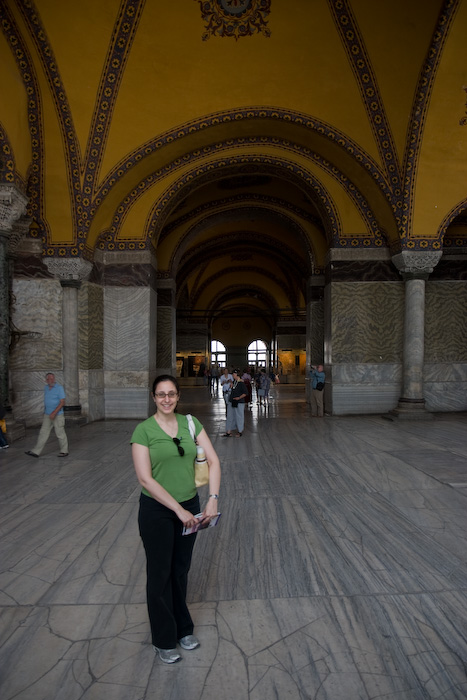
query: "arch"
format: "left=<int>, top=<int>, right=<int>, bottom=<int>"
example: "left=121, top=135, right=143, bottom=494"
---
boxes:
left=439, top=198, right=467, bottom=242
left=171, top=208, right=315, bottom=282
left=211, top=340, right=226, bottom=367
left=248, top=339, right=268, bottom=368
left=144, top=149, right=386, bottom=247
left=86, top=107, right=401, bottom=253
left=100, top=145, right=392, bottom=253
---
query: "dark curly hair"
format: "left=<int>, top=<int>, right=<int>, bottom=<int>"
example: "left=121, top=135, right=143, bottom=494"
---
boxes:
left=151, top=374, right=180, bottom=396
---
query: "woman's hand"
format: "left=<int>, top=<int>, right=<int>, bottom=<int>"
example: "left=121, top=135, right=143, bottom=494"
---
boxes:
left=176, top=507, right=198, bottom=528
left=199, top=498, right=219, bottom=524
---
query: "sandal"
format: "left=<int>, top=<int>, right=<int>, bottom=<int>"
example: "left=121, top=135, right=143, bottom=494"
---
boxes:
left=236, top=432, right=242, bottom=438
left=221, top=433, right=232, bottom=437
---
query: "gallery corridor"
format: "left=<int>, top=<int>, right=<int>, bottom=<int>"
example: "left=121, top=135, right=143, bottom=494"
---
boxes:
left=0, top=386, right=466, bottom=700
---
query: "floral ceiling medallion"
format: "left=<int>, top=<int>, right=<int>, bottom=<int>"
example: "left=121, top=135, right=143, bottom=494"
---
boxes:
left=196, top=0, right=271, bottom=41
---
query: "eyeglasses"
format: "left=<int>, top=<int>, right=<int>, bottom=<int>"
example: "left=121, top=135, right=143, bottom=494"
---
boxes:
left=173, top=437, right=184, bottom=456
left=154, top=391, right=178, bottom=399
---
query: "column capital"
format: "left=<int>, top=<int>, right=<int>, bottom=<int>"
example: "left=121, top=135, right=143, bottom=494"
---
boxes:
left=0, top=185, right=28, bottom=235
left=8, top=215, right=32, bottom=256
left=307, top=275, right=325, bottom=287
left=43, top=257, right=93, bottom=281
left=391, top=250, right=442, bottom=280
left=156, top=276, right=176, bottom=291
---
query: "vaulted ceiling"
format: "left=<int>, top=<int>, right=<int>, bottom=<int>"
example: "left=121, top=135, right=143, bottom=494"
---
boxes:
left=1, top=0, right=466, bottom=327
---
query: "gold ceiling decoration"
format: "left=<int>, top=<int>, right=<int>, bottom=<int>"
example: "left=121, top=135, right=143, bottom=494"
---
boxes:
left=195, top=0, right=271, bottom=41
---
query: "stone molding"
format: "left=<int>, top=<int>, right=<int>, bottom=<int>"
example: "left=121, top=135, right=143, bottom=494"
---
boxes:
left=156, top=277, right=176, bottom=291
left=93, top=248, right=157, bottom=268
left=0, top=184, right=28, bottom=234
left=327, top=248, right=391, bottom=263
left=392, top=251, right=442, bottom=279
left=44, top=257, right=93, bottom=281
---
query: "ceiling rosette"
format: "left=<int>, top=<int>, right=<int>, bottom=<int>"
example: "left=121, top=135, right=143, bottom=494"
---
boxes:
left=195, top=0, right=271, bottom=40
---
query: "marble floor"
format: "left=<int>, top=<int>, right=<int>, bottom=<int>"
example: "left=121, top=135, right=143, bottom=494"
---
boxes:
left=1, top=385, right=466, bottom=700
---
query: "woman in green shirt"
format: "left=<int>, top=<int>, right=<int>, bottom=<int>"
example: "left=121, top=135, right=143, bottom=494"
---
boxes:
left=131, top=375, right=221, bottom=664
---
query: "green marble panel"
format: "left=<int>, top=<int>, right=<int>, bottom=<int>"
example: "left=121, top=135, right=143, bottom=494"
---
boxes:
left=157, top=306, right=175, bottom=369
left=310, top=300, right=324, bottom=364
left=330, top=282, right=404, bottom=363
left=425, top=281, right=467, bottom=363
left=79, top=283, right=104, bottom=370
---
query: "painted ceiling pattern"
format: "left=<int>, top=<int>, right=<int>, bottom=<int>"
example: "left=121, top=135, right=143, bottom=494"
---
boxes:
left=1, top=0, right=466, bottom=280
left=195, top=0, right=272, bottom=41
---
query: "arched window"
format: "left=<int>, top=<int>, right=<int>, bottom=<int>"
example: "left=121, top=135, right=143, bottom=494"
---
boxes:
left=248, top=339, right=267, bottom=368
left=211, top=340, right=226, bottom=367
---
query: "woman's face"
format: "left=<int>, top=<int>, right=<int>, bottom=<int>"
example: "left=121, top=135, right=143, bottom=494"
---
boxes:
left=153, top=380, right=179, bottom=414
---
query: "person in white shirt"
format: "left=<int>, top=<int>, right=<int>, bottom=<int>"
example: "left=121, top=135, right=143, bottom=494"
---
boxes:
left=220, top=368, right=233, bottom=410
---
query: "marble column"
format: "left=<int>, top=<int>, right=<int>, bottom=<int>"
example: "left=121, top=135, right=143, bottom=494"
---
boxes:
left=390, top=250, right=442, bottom=419
left=270, top=324, right=278, bottom=373
left=306, top=276, right=325, bottom=405
left=156, top=278, right=176, bottom=376
left=44, top=258, right=92, bottom=423
left=0, top=185, right=28, bottom=438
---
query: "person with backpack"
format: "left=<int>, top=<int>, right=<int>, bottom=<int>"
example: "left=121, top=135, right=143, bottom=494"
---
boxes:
left=310, top=364, right=325, bottom=417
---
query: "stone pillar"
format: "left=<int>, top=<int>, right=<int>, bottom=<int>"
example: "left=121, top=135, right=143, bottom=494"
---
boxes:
left=0, top=228, right=10, bottom=406
left=270, top=323, right=278, bottom=372
left=44, top=257, right=92, bottom=422
left=306, top=276, right=325, bottom=404
left=390, top=250, right=442, bottom=419
left=156, top=278, right=176, bottom=376
left=0, top=185, right=28, bottom=439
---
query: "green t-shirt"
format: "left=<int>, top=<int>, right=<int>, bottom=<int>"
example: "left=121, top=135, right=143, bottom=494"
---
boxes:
left=131, top=413, right=203, bottom=502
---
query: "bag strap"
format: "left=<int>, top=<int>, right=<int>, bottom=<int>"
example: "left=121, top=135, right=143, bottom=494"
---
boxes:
left=186, top=414, right=198, bottom=444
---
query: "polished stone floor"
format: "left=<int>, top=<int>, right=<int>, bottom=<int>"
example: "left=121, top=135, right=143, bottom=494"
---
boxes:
left=1, top=385, right=466, bottom=700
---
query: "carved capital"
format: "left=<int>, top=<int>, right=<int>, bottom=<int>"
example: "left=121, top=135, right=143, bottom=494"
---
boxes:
left=391, top=251, right=442, bottom=280
left=0, top=185, right=28, bottom=234
left=8, top=216, right=32, bottom=255
left=43, top=257, right=93, bottom=281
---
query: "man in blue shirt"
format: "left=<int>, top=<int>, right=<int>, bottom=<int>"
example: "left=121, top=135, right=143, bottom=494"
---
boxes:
left=25, top=373, right=69, bottom=457
left=310, top=364, right=325, bottom=417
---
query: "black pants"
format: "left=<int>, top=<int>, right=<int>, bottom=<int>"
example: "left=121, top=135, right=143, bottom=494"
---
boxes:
left=138, top=492, right=199, bottom=648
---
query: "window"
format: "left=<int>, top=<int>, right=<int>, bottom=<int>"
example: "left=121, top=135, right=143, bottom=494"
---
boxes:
left=211, top=340, right=226, bottom=367
left=248, top=339, right=267, bottom=368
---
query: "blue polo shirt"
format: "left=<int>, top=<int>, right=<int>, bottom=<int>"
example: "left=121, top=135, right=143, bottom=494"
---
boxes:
left=44, top=383, right=66, bottom=415
left=310, top=369, right=325, bottom=389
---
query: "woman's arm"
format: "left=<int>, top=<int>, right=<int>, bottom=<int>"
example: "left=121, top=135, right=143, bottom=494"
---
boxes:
left=195, top=428, right=221, bottom=519
left=132, top=443, right=198, bottom=527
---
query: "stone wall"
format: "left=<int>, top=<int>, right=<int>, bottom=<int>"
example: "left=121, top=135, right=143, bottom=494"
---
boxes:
left=326, top=278, right=467, bottom=415
left=103, top=286, right=157, bottom=419
left=424, top=280, right=467, bottom=411
left=327, top=281, right=404, bottom=414
left=78, top=282, right=104, bottom=422
left=10, top=278, right=63, bottom=426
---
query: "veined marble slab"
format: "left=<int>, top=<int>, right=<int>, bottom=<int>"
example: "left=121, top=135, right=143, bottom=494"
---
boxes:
left=104, top=287, right=154, bottom=371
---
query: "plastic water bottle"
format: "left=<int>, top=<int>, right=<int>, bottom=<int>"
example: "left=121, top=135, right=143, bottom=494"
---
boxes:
left=195, top=445, right=207, bottom=465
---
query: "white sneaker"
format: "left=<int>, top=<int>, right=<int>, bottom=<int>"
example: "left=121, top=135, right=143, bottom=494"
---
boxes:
left=153, top=646, right=181, bottom=663
left=178, top=634, right=200, bottom=650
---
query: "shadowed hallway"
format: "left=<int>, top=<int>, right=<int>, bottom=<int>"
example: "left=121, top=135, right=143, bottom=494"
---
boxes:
left=0, top=386, right=466, bottom=699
